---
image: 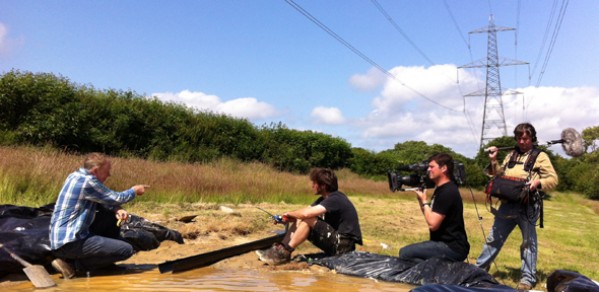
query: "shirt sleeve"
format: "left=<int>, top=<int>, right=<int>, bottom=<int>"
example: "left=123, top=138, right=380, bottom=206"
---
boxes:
left=534, top=152, right=559, bottom=191
left=82, top=177, right=136, bottom=206
left=318, top=195, right=340, bottom=213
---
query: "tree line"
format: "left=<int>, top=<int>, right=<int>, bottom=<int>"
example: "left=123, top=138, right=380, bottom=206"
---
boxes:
left=1, top=70, right=597, bottom=199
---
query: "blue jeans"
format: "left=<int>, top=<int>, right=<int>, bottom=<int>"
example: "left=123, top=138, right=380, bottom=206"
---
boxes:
left=53, top=235, right=135, bottom=271
left=476, top=201, right=538, bottom=286
left=399, top=240, right=465, bottom=263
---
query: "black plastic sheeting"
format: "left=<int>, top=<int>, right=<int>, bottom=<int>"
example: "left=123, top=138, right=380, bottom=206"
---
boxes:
left=0, top=204, right=184, bottom=276
left=312, top=251, right=515, bottom=291
left=547, top=270, right=599, bottom=292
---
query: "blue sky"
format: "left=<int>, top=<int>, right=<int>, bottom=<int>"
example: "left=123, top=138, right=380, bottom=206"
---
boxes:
left=1, top=0, right=597, bottom=158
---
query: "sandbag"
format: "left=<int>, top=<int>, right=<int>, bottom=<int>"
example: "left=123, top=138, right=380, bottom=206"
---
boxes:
left=92, top=205, right=184, bottom=251
left=121, top=214, right=184, bottom=250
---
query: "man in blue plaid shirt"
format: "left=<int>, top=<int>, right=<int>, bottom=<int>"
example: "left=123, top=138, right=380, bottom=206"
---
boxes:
left=49, top=152, right=148, bottom=278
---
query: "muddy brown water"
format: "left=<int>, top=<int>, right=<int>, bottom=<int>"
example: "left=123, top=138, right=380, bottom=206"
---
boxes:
left=4, top=263, right=414, bottom=291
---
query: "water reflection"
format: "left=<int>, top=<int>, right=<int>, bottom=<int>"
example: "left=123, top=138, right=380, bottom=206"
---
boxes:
left=6, top=265, right=413, bottom=291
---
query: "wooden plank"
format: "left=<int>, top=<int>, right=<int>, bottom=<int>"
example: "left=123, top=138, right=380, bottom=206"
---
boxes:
left=158, top=232, right=285, bottom=274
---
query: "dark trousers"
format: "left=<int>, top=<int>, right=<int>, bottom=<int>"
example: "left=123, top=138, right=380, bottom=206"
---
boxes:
left=53, top=206, right=134, bottom=271
left=53, top=234, right=135, bottom=271
left=399, top=240, right=465, bottom=263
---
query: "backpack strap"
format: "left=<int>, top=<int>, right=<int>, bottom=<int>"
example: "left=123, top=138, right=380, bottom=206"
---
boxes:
left=506, top=147, right=542, bottom=173
left=524, top=148, right=542, bottom=172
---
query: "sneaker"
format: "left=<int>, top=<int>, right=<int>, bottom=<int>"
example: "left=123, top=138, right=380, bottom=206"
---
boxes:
left=255, top=248, right=266, bottom=258
left=516, top=282, right=532, bottom=291
left=256, top=243, right=291, bottom=265
left=51, top=258, right=76, bottom=279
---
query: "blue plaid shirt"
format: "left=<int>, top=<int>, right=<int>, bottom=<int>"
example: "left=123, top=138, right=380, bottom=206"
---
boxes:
left=50, top=168, right=136, bottom=250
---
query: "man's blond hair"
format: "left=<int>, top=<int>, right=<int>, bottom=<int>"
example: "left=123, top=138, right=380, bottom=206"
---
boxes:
left=83, top=152, right=109, bottom=170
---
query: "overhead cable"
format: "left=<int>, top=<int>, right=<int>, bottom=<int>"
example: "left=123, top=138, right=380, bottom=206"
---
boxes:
left=370, top=0, right=434, bottom=65
left=527, top=0, right=569, bottom=108
left=442, top=0, right=482, bottom=142
left=535, top=0, right=569, bottom=87
left=530, top=0, right=558, bottom=83
left=284, top=0, right=459, bottom=112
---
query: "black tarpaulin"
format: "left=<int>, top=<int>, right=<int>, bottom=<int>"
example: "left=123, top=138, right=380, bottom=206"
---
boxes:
left=0, top=204, right=184, bottom=276
left=311, top=251, right=513, bottom=291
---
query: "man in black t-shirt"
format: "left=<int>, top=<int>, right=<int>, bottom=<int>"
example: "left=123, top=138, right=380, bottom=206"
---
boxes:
left=256, top=168, right=362, bottom=265
left=398, top=153, right=470, bottom=263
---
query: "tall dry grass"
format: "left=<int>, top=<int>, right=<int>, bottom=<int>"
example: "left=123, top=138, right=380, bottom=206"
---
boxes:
left=0, top=146, right=81, bottom=205
left=0, top=146, right=394, bottom=206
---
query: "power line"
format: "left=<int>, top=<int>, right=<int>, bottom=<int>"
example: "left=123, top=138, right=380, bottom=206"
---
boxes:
left=527, top=0, right=569, bottom=109
left=514, top=0, right=521, bottom=87
left=443, top=0, right=481, bottom=142
left=530, top=0, right=558, bottom=83
left=535, top=0, right=569, bottom=87
left=370, top=0, right=478, bottom=142
left=284, top=0, right=459, bottom=112
left=370, top=0, right=435, bottom=65
left=443, top=0, right=470, bottom=49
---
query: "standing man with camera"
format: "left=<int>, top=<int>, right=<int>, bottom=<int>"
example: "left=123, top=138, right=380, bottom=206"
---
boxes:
left=256, top=167, right=362, bottom=265
left=476, top=123, right=558, bottom=291
left=398, top=153, right=470, bottom=263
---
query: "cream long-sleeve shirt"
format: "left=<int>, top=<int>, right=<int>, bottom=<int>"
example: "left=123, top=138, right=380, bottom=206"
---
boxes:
left=486, top=149, right=559, bottom=192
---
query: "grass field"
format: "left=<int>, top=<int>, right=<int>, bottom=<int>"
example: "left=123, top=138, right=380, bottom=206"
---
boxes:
left=1, top=146, right=597, bottom=290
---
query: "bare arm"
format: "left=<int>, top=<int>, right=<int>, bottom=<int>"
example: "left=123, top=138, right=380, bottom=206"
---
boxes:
left=284, top=205, right=327, bottom=221
left=414, top=189, right=445, bottom=231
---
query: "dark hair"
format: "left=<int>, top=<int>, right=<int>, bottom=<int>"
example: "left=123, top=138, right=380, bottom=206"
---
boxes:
left=309, top=168, right=338, bottom=193
left=428, top=153, right=454, bottom=180
left=514, top=122, right=537, bottom=143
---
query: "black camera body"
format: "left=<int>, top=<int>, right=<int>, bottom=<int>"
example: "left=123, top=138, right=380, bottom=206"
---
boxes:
left=387, top=161, right=466, bottom=192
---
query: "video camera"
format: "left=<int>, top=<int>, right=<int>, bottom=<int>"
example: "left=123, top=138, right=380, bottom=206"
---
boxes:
left=387, top=161, right=466, bottom=192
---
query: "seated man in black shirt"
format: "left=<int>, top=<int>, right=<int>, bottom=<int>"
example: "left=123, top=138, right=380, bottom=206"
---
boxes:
left=257, top=168, right=362, bottom=265
left=398, top=153, right=470, bottom=263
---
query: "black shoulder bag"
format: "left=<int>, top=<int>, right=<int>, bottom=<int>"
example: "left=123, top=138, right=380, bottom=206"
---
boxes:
left=485, top=149, right=542, bottom=204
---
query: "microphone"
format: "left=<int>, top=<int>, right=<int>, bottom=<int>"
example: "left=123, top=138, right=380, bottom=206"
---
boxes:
left=484, top=128, right=585, bottom=158
left=560, top=128, right=585, bottom=157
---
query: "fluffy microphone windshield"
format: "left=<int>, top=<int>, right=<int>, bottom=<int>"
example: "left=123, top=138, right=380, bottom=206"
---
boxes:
left=561, top=128, right=585, bottom=157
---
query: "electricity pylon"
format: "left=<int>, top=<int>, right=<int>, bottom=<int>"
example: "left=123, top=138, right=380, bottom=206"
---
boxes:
left=459, top=15, right=528, bottom=149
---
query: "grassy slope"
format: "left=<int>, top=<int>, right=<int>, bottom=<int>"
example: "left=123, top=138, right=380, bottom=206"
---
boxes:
left=1, top=146, right=597, bottom=289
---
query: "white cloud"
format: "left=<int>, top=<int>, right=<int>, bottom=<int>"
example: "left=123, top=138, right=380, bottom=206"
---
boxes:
left=349, top=67, right=386, bottom=91
left=505, top=86, right=599, bottom=144
left=0, top=22, right=24, bottom=56
left=371, top=64, right=477, bottom=117
left=216, top=97, right=278, bottom=120
left=311, top=106, right=345, bottom=125
left=151, top=90, right=278, bottom=120
left=349, top=65, right=599, bottom=157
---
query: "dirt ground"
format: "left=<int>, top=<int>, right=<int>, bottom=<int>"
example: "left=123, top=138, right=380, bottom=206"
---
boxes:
left=124, top=202, right=327, bottom=270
